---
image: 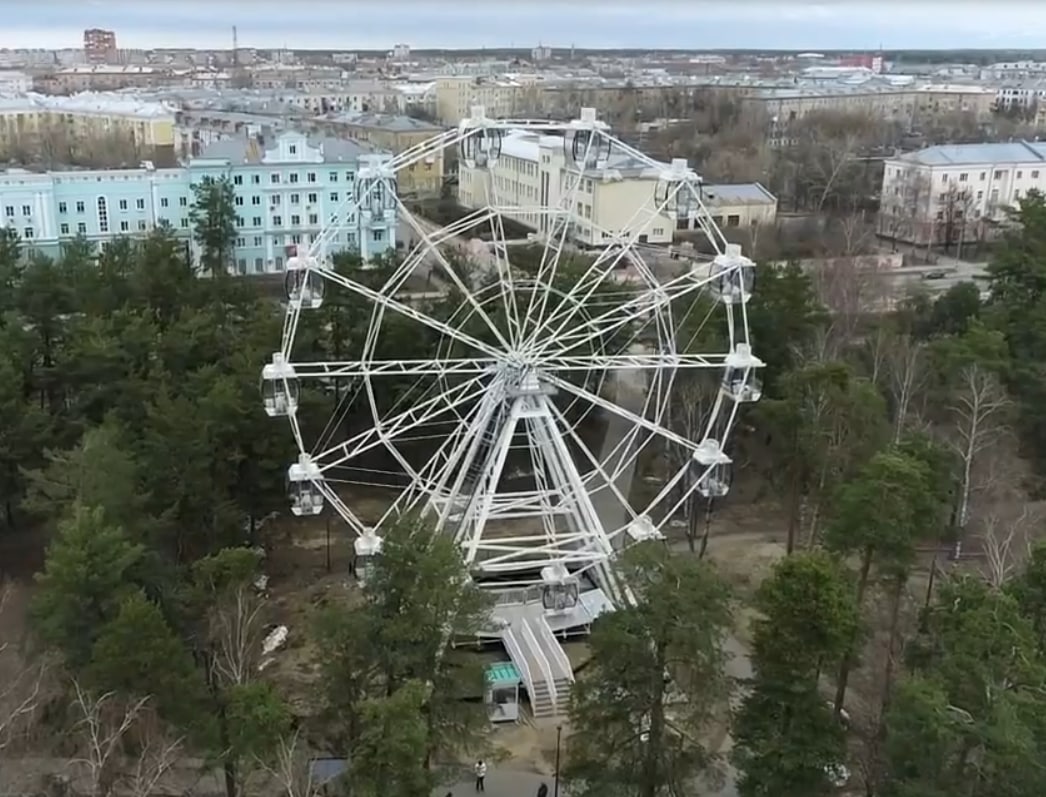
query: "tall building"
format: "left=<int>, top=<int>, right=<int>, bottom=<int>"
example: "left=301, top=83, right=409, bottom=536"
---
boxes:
left=83, top=29, right=118, bottom=65
left=0, top=130, right=397, bottom=273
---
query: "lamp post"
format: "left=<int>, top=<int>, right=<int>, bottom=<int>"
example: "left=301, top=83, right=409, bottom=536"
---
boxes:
left=553, top=724, right=562, bottom=797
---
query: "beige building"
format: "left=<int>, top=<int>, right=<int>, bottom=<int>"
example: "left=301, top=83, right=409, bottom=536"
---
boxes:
left=700, top=183, right=778, bottom=230
left=878, top=140, right=1046, bottom=246
left=435, top=76, right=542, bottom=125
left=315, top=112, right=444, bottom=196
left=0, top=92, right=177, bottom=165
left=458, top=129, right=682, bottom=247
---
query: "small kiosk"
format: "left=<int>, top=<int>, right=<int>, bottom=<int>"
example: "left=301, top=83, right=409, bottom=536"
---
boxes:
left=485, top=662, right=522, bottom=724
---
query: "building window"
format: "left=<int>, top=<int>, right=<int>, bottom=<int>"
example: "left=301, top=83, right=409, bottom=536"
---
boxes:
left=273, top=215, right=283, bottom=226
left=959, top=172, right=968, bottom=182
left=77, top=222, right=87, bottom=234
left=330, top=192, right=339, bottom=202
left=234, top=175, right=243, bottom=185
left=309, top=214, right=318, bottom=225
left=181, top=219, right=189, bottom=228
left=236, top=237, right=246, bottom=247
left=60, top=223, right=70, bottom=235
left=290, top=193, right=300, bottom=205
left=253, top=216, right=262, bottom=226
left=76, top=201, right=85, bottom=213
left=253, top=236, right=262, bottom=246
left=980, top=172, right=986, bottom=180
left=271, top=173, right=281, bottom=184
left=1018, top=171, right=1024, bottom=179
left=290, top=173, right=300, bottom=184
left=120, top=220, right=129, bottom=231
left=252, top=175, right=260, bottom=185
left=180, top=197, right=188, bottom=206
left=275, top=256, right=284, bottom=269
left=271, top=195, right=281, bottom=206
left=307, top=192, right=318, bottom=203
left=345, top=171, right=354, bottom=181
left=254, top=257, right=264, bottom=271
left=97, top=196, right=109, bottom=233
left=58, top=202, right=67, bottom=214
left=373, top=229, right=385, bottom=242
left=727, top=215, right=740, bottom=227
left=160, top=197, right=169, bottom=208
left=307, top=172, right=317, bottom=183
left=994, top=170, right=1004, bottom=179
left=119, top=199, right=128, bottom=210
left=235, top=196, right=244, bottom=206
left=1034, top=170, right=1041, bottom=179
left=289, top=145, right=297, bottom=155
left=137, top=220, right=147, bottom=231
left=3, top=206, right=11, bottom=217
left=23, top=227, right=33, bottom=239
left=136, top=198, right=145, bottom=210
left=291, top=234, right=302, bottom=244
left=291, top=214, right=301, bottom=225
left=21, top=204, right=30, bottom=216
left=236, top=216, right=243, bottom=226
left=329, top=172, right=338, bottom=182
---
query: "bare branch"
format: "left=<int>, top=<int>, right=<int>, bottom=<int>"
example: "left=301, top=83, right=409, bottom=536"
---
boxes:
left=210, top=585, right=267, bottom=686
left=0, top=583, right=46, bottom=752
left=979, top=505, right=1035, bottom=588
left=70, top=683, right=151, bottom=797
left=261, top=729, right=319, bottom=797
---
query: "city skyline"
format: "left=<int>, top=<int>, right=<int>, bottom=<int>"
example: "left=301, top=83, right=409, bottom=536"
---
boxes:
left=4, top=1, right=1046, bottom=52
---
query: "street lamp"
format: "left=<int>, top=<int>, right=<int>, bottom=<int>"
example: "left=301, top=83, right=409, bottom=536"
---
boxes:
left=553, top=724, right=562, bottom=797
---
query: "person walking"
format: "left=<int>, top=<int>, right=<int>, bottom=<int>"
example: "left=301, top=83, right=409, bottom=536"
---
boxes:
left=537, top=783, right=549, bottom=797
left=474, top=760, right=487, bottom=792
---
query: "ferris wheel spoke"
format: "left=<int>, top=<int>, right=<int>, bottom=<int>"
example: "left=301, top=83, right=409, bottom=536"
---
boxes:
left=312, top=373, right=490, bottom=471
left=480, top=177, right=524, bottom=348
left=522, top=182, right=684, bottom=353
left=397, top=200, right=515, bottom=352
left=540, top=270, right=711, bottom=359
left=542, top=371, right=700, bottom=455
left=317, top=266, right=504, bottom=360
left=289, top=358, right=500, bottom=380
left=543, top=352, right=730, bottom=371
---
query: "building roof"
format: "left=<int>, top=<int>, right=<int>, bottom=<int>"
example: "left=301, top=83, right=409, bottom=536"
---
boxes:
left=500, top=130, right=659, bottom=178
left=897, top=140, right=1046, bottom=166
left=321, top=111, right=442, bottom=132
left=193, top=131, right=381, bottom=165
left=485, top=661, right=521, bottom=686
left=702, top=182, right=776, bottom=206
left=0, top=90, right=176, bottom=119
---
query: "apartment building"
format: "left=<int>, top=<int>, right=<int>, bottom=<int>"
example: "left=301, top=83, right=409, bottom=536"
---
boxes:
left=878, top=140, right=1046, bottom=246
left=83, top=29, right=117, bottom=65
left=435, top=76, right=541, bottom=124
left=0, top=130, right=396, bottom=271
left=35, top=65, right=191, bottom=93
left=457, top=130, right=679, bottom=247
left=316, top=112, right=444, bottom=196
left=0, top=70, right=31, bottom=94
left=0, top=92, right=177, bottom=164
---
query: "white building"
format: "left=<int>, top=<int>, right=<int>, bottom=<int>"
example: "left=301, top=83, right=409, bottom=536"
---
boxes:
left=878, top=140, right=1046, bottom=247
left=457, top=130, right=777, bottom=248
left=0, top=70, right=31, bottom=94
left=458, top=130, right=677, bottom=247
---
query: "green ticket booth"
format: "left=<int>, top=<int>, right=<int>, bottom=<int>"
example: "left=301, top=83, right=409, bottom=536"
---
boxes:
left=485, top=661, right=521, bottom=723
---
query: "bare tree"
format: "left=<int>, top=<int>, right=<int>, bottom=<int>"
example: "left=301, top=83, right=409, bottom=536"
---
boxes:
left=979, top=506, right=1035, bottom=588
left=878, top=170, right=932, bottom=248
left=0, top=584, right=45, bottom=753
left=667, top=372, right=720, bottom=554
left=884, top=334, right=929, bottom=442
left=208, top=581, right=267, bottom=687
left=71, top=684, right=151, bottom=797
left=947, top=365, right=1011, bottom=554
left=262, top=730, right=319, bottom=797
left=937, top=183, right=977, bottom=256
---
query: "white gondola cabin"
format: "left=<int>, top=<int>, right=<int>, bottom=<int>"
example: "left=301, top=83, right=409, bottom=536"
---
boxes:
left=706, top=244, right=756, bottom=305
left=540, top=563, right=580, bottom=612
left=284, top=248, right=325, bottom=310
left=723, top=343, right=765, bottom=403
left=261, top=353, right=300, bottom=418
left=353, top=527, right=384, bottom=585
left=692, top=439, right=733, bottom=499
left=287, top=454, right=324, bottom=517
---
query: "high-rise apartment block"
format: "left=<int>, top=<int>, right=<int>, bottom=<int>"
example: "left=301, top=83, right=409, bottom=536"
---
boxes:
left=83, top=29, right=117, bottom=64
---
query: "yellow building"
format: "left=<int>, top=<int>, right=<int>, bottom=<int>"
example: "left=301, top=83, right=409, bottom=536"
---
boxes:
left=0, top=92, right=176, bottom=166
left=315, top=112, right=445, bottom=196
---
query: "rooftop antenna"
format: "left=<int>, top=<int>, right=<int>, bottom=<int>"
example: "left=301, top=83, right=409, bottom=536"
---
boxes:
left=232, top=25, right=239, bottom=68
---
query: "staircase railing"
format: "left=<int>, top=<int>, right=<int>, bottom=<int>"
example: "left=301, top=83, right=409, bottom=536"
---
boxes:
left=502, top=626, right=534, bottom=696
left=519, top=620, right=557, bottom=706
left=536, top=616, right=573, bottom=683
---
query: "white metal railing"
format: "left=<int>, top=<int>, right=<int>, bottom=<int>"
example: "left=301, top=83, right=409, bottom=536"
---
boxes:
left=501, top=626, right=534, bottom=696
left=536, top=616, right=574, bottom=682
left=519, top=620, right=558, bottom=705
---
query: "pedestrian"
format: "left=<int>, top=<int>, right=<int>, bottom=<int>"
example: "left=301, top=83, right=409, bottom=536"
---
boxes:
left=537, top=783, right=549, bottom=797
left=474, top=759, right=487, bottom=792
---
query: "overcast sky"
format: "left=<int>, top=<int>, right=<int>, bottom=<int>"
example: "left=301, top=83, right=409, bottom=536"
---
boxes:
left=4, top=1, right=1046, bottom=51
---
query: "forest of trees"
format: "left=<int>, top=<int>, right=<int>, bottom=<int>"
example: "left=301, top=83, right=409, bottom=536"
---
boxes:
left=5, top=178, right=1046, bottom=796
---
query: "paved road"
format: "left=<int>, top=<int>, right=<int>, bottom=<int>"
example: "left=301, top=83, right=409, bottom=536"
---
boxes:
left=433, top=768, right=550, bottom=797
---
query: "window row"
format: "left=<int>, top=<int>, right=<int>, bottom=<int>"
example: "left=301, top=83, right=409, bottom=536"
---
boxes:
left=230, top=170, right=355, bottom=187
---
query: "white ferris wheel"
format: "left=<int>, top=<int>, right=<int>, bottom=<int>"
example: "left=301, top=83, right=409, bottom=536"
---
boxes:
left=262, top=105, right=762, bottom=624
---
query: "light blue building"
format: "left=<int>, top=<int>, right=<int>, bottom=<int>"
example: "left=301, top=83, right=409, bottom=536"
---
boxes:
left=0, top=130, right=396, bottom=273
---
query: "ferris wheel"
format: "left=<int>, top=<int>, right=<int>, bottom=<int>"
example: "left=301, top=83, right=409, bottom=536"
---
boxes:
left=262, top=105, right=762, bottom=614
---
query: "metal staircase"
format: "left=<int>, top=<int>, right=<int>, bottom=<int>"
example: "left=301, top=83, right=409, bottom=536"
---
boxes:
left=502, top=615, right=574, bottom=720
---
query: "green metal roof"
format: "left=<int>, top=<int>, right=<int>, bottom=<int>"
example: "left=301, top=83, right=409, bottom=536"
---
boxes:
left=485, top=661, right=521, bottom=686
